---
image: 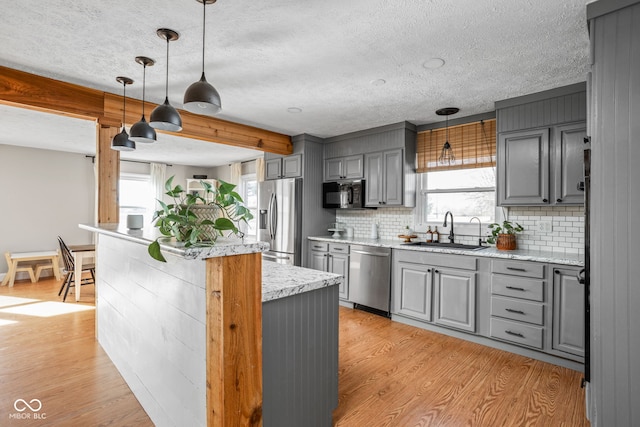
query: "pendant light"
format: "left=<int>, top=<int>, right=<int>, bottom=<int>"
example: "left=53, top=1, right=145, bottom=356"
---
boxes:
left=183, top=0, right=222, bottom=115
left=436, top=107, right=459, bottom=165
left=150, top=28, right=182, bottom=132
left=130, top=56, right=157, bottom=143
left=111, top=76, right=135, bottom=152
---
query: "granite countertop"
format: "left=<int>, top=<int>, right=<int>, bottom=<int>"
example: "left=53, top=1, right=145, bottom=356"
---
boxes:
left=308, top=235, right=584, bottom=267
left=262, top=262, right=342, bottom=302
left=80, top=223, right=269, bottom=260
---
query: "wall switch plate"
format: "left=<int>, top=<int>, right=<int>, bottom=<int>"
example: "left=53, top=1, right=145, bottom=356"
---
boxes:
left=538, top=220, right=553, bottom=233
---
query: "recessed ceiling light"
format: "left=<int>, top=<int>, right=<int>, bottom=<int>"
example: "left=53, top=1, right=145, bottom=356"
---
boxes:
left=287, top=107, right=302, bottom=113
left=370, top=79, right=386, bottom=86
left=423, top=58, right=445, bottom=69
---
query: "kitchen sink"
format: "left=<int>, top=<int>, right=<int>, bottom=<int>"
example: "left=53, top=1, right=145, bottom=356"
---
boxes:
left=402, top=241, right=488, bottom=251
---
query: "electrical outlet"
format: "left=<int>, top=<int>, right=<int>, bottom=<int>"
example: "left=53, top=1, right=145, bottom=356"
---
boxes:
left=538, top=220, right=553, bottom=233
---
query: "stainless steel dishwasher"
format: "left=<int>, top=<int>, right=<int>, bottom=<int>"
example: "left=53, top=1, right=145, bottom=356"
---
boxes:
left=349, top=244, right=391, bottom=316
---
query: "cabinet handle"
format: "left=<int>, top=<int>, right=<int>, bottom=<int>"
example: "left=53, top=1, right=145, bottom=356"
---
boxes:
left=379, top=201, right=383, bottom=205
left=542, top=198, right=548, bottom=203
left=427, top=269, right=432, bottom=273
left=505, top=330, right=524, bottom=338
left=554, top=269, right=560, bottom=274
left=505, top=308, right=525, bottom=315
left=583, top=136, right=591, bottom=144
left=506, top=267, right=526, bottom=272
left=506, top=286, right=526, bottom=291
left=557, top=198, right=562, bottom=203
left=434, top=269, right=440, bottom=274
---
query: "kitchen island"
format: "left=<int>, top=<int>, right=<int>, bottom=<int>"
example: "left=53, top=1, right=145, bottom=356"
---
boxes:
left=81, top=224, right=341, bottom=427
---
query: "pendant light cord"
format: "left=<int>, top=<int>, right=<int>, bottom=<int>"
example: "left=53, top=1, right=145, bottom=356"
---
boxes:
left=142, top=64, right=146, bottom=116
left=202, top=0, right=206, bottom=73
left=122, top=82, right=127, bottom=130
left=165, top=38, right=170, bottom=97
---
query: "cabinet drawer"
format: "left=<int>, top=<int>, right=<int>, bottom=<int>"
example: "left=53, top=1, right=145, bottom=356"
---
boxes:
left=329, top=243, right=349, bottom=254
left=490, top=317, right=543, bottom=349
left=309, top=242, right=329, bottom=252
left=491, top=296, right=544, bottom=325
left=491, top=274, right=544, bottom=302
left=491, top=260, right=545, bottom=278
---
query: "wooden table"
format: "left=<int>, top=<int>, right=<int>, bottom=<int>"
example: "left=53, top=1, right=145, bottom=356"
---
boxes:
left=2, top=251, right=61, bottom=287
left=68, top=244, right=95, bottom=302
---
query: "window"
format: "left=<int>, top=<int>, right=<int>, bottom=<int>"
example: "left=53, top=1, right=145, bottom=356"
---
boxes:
left=239, top=174, right=258, bottom=236
left=415, top=167, right=496, bottom=228
left=119, top=173, right=153, bottom=226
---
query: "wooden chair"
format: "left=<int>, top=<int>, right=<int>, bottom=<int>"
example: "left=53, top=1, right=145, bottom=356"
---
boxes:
left=57, top=237, right=95, bottom=302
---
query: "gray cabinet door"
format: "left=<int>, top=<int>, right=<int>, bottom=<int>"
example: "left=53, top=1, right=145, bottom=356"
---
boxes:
left=554, top=123, right=586, bottom=205
left=383, top=149, right=403, bottom=206
left=343, top=155, right=364, bottom=179
left=498, top=128, right=550, bottom=205
left=434, top=268, right=476, bottom=332
left=552, top=267, right=584, bottom=358
left=265, top=158, right=282, bottom=180
left=393, top=261, right=433, bottom=321
left=308, top=248, right=328, bottom=272
left=329, top=253, right=349, bottom=300
left=282, top=154, right=302, bottom=178
left=324, top=158, right=343, bottom=181
left=364, top=152, right=383, bottom=206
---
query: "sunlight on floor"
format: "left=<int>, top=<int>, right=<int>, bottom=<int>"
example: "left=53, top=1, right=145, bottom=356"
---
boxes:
left=0, top=295, right=39, bottom=308
left=0, top=301, right=94, bottom=317
left=0, top=318, right=18, bottom=326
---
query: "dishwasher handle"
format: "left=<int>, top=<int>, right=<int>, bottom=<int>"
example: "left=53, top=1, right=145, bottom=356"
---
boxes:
left=351, top=249, right=390, bottom=257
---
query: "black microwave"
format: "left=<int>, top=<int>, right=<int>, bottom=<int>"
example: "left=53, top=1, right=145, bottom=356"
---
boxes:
left=323, top=180, right=366, bottom=209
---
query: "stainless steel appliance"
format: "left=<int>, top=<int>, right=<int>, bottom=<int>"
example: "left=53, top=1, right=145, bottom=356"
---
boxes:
left=349, top=244, right=391, bottom=315
left=322, top=180, right=366, bottom=209
left=258, top=178, right=302, bottom=266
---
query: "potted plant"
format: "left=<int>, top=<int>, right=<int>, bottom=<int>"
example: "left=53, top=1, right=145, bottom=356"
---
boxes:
left=148, top=176, right=254, bottom=262
left=486, top=220, right=524, bottom=251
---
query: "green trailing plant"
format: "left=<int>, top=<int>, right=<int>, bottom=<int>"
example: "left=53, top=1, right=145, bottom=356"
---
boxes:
left=148, top=176, right=254, bottom=262
left=486, top=220, right=524, bottom=244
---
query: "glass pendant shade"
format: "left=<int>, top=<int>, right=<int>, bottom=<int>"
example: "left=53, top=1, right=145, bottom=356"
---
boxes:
left=130, top=56, right=157, bottom=143
left=111, top=76, right=136, bottom=151
left=150, top=28, right=182, bottom=132
left=183, top=0, right=221, bottom=116
left=184, top=72, right=221, bottom=115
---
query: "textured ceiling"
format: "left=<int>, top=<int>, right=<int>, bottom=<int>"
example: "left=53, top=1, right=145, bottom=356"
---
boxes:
left=0, top=0, right=591, bottom=166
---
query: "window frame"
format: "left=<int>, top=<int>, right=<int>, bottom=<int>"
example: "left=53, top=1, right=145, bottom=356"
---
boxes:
left=239, top=173, right=258, bottom=237
left=119, top=172, right=153, bottom=225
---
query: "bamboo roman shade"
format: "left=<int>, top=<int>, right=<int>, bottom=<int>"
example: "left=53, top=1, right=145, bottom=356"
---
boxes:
left=417, top=119, right=496, bottom=172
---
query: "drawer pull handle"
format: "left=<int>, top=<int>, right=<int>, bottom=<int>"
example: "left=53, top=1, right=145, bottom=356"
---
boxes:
left=506, top=286, right=526, bottom=291
left=505, top=330, right=524, bottom=338
left=506, top=267, right=526, bottom=272
left=505, top=308, right=525, bottom=315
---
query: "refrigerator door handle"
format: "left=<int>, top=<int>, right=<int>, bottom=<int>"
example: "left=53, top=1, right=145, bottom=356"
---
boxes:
left=268, top=193, right=276, bottom=239
left=272, top=193, right=278, bottom=238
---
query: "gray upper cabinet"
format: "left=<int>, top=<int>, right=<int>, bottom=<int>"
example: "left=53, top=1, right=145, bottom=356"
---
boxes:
left=496, top=84, right=586, bottom=207
left=498, top=128, right=550, bottom=205
left=551, top=266, right=584, bottom=359
left=265, top=154, right=303, bottom=180
left=324, top=155, right=363, bottom=181
left=554, top=123, right=586, bottom=205
left=365, top=149, right=404, bottom=207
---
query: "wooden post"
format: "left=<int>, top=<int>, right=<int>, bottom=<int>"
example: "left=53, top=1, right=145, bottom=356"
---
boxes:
left=96, top=123, right=120, bottom=224
left=206, top=253, right=263, bottom=426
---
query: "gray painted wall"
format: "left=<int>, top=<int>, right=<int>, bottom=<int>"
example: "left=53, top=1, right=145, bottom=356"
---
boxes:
left=588, top=1, right=640, bottom=425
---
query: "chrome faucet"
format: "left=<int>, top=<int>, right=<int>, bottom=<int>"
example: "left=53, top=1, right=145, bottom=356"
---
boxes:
left=443, top=211, right=454, bottom=243
left=470, top=217, right=483, bottom=246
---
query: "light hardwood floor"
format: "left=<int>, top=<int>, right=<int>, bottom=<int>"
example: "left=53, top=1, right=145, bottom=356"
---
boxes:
left=0, top=278, right=588, bottom=426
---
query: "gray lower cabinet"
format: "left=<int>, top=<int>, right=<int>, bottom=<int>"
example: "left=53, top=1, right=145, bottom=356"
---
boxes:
left=392, top=250, right=476, bottom=332
left=551, top=266, right=585, bottom=359
left=364, top=149, right=403, bottom=207
left=393, top=261, right=432, bottom=321
left=434, top=267, right=476, bottom=332
left=324, top=155, right=363, bottom=181
left=308, top=241, right=350, bottom=300
left=265, top=154, right=303, bottom=180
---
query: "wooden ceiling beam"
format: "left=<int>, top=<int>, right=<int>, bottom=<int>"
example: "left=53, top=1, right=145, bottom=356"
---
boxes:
left=0, top=65, right=292, bottom=155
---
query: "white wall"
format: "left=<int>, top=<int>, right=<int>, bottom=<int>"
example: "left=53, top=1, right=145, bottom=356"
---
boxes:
left=0, top=145, right=96, bottom=274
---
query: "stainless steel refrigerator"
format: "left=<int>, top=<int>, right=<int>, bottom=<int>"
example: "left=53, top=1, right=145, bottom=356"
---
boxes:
left=258, top=178, right=302, bottom=266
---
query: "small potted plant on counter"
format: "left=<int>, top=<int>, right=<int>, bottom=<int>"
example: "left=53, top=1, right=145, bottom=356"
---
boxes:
left=486, top=220, right=524, bottom=251
left=148, top=176, right=253, bottom=262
